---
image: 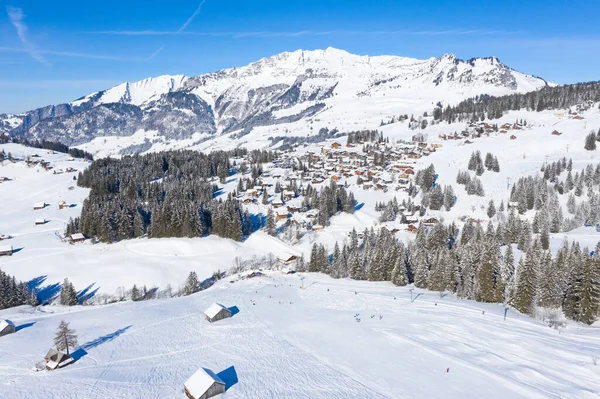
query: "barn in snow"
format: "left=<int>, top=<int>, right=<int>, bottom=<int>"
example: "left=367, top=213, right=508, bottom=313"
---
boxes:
left=0, top=319, right=15, bottom=337
left=184, top=367, right=225, bottom=399
left=44, top=348, right=73, bottom=370
left=204, top=303, right=231, bottom=323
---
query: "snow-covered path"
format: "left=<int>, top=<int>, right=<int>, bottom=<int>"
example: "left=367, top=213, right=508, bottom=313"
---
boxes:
left=1, top=273, right=598, bottom=398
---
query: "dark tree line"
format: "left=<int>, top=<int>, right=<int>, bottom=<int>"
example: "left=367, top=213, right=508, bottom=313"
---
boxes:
left=510, top=158, right=600, bottom=232
left=435, top=81, right=600, bottom=122
left=306, top=217, right=600, bottom=325
left=67, top=149, right=268, bottom=243
left=0, top=269, right=38, bottom=309
left=1, top=136, right=94, bottom=160
left=301, top=181, right=356, bottom=226
left=346, top=129, right=386, bottom=144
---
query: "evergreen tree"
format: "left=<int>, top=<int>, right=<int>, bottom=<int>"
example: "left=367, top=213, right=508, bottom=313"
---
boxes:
left=487, top=200, right=496, bottom=218
left=584, top=132, right=597, bottom=151
left=266, top=208, right=276, bottom=236
left=54, top=320, right=78, bottom=355
left=131, top=285, right=140, bottom=301
left=184, top=271, right=201, bottom=295
left=59, top=278, right=78, bottom=306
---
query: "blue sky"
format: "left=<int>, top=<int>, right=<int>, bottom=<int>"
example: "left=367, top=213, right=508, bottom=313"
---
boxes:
left=1, top=0, right=599, bottom=113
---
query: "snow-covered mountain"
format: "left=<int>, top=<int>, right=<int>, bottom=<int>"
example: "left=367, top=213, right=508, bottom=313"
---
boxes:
left=0, top=48, right=549, bottom=153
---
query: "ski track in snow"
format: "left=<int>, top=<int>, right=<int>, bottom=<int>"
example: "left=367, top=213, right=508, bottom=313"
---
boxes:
left=0, top=273, right=600, bottom=398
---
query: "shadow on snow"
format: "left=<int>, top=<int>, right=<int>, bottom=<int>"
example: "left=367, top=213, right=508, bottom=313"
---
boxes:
left=71, top=325, right=133, bottom=362
left=217, top=366, right=239, bottom=391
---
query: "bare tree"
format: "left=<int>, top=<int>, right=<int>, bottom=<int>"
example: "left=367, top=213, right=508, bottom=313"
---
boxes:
left=54, top=320, right=78, bottom=355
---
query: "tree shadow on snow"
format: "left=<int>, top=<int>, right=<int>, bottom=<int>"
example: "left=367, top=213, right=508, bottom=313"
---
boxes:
left=81, top=325, right=132, bottom=351
left=227, top=306, right=239, bottom=317
left=72, top=325, right=133, bottom=362
left=217, top=366, right=238, bottom=391
left=354, top=202, right=365, bottom=211
left=15, top=322, right=36, bottom=332
left=77, top=283, right=100, bottom=304
left=27, top=275, right=47, bottom=292
left=36, top=282, right=62, bottom=305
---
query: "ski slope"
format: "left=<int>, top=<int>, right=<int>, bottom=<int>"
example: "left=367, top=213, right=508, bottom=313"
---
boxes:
left=0, top=273, right=598, bottom=398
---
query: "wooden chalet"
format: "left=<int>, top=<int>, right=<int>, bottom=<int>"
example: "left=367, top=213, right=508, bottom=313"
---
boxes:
left=0, top=246, right=13, bottom=257
left=33, top=202, right=46, bottom=210
left=204, top=303, right=232, bottom=323
left=44, top=349, right=73, bottom=370
left=0, top=319, right=15, bottom=337
left=184, top=367, right=226, bottom=399
left=69, top=233, right=85, bottom=243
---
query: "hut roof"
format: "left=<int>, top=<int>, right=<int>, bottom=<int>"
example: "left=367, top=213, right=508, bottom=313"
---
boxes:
left=0, top=319, right=15, bottom=331
left=204, top=303, right=227, bottom=319
left=70, top=233, right=85, bottom=241
left=45, top=348, right=71, bottom=370
left=184, top=367, right=225, bottom=398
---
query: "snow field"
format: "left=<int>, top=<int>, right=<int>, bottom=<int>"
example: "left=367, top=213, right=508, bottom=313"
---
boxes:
left=0, top=272, right=598, bottom=398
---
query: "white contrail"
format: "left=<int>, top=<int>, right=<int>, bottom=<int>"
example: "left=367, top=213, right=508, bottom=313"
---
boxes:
left=6, top=6, right=50, bottom=66
left=178, top=0, right=206, bottom=32
left=145, top=0, right=207, bottom=62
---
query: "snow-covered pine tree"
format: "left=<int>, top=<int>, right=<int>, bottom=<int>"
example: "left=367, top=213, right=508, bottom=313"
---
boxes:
left=59, top=278, right=78, bottom=306
left=184, top=271, right=201, bottom=295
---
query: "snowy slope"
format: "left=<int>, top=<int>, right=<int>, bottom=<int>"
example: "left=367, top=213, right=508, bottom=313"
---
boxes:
left=2, top=101, right=600, bottom=297
left=0, top=273, right=598, bottom=398
left=0, top=48, right=549, bottom=155
left=72, top=75, right=188, bottom=107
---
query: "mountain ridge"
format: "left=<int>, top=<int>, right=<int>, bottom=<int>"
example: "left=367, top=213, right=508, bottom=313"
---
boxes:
left=0, top=47, right=550, bottom=151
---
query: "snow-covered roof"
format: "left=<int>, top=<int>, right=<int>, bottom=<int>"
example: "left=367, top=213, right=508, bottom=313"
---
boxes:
left=70, top=233, right=85, bottom=240
left=33, top=202, right=45, bottom=208
left=204, top=303, right=227, bottom=319
left=0, top=319, right=15, bottom=331
left=0, top=246, right=13, bottom=254
left=184, top=367, right=225, bottom=398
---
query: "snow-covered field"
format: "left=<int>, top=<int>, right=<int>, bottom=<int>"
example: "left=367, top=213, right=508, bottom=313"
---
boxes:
left=1, top=272, right=599, bottom=398
left=2, top=103, right=600, bottom=296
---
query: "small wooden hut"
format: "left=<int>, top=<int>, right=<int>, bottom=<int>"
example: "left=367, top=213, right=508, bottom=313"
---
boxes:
left=44, top=349, right=73, bottom=370
left=204, top=304, right=231, bottom=323
left=184, top=367, right=225, bottom=399
left=0, top=320, right=16, bottom=337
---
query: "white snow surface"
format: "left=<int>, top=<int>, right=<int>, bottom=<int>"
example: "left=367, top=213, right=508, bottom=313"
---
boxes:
left=0, top=273, right=598, bottom=398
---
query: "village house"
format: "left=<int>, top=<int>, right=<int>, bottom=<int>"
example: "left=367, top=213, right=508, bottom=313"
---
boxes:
left=35, top=219, right=46, bottom=225
left=0, top=319, right=15, bottom=337
left=423, top=217, right=439, bottom=226
left=0, top=246, right=13, bottom=257
left=275, top=209, right=290, bottom=221
left=33, top=202, right=46, bottom=210
left=58, top=201, right=70, bottom=210
left=44, top=349, right=73, bottom=370
left=407, top=224, right=418, bottom=233
left=282, top=190, right=295, bottom=201
left=278, top=253, right=298, bottom=267
left=184, top=367, right=226, bottom=399
left=271, top=199, right=284, bottom=208
left=69, top=233, right=85, bottom=243
left=204, top=303, right=232, bottom=323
